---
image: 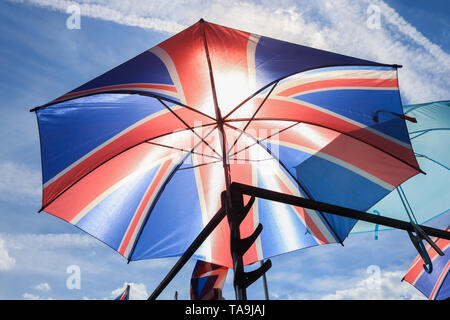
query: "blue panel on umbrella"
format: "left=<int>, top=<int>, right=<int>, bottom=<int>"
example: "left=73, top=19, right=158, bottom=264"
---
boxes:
left=69, top=50, right=174, bottom=93
left=257, top=168, right=321, bottom=257
left=130, top=157, right=204, bottom=260
left=435, top=275, right=450, bottom=300
left=254, top=36, right=384, bottom=89
left=76, top=165, right=159, bottom=251
left=294, top=89, right=409, bottom=144
left=294, top=153, right=390, bottom=240
left=37, top=94, right=165, bottom=184
left=413, top=248, right=449, bottom=299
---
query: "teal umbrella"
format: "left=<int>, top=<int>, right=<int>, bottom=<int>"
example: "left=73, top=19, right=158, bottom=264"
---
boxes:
left=352, top=100, right=450, bottom=236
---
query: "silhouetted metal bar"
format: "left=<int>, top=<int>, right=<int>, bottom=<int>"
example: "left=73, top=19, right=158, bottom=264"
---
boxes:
left=261, top=260, right=270, bottom=300
left=231, top=182, right=450, bottom=240
left=148, top=207, right=226, bottom=300
left=149, top=182, right=449, bottom=300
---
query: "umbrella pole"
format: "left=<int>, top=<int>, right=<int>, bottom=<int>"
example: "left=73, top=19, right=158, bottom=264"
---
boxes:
left=228, top=185, right=272, bottom=300
left=227, top=188, right=247, bottom=300
left=261, top=261, right=270, bottom=300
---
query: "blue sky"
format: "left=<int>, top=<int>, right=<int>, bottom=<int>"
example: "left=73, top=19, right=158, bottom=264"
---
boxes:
left=0, top=0, right=448, bottom=300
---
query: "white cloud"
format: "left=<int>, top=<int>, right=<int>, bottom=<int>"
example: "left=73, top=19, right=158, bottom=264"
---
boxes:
left=5, top=233, right=98, bottom=250
left=1, top=232, right=106, bottom=277
left=0, top=161, right=41, bottom=204
left=0, top=238, right=16, bottom=271
left=111, top=282, right=148, bottom=300
left=267, top=268, right=426, bottom=300
left=22, top=293, right=40, bottom=300
left=320, top=269, right=426, bottom=300
left=34, top=282, right=51, bottom=291
left=17, top=0, right=449, bottom=104
left=373, top=0, right=450, bottom=70
left=22, top=292, right=53, bottom=300
left=25, top=0, right=186, bottom=33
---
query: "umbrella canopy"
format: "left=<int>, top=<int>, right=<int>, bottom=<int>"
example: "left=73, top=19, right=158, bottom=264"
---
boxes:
left=33, top=19, right=421, bottom=268
left=352, top=100, right=450, bottom=234
left=403, top=227, right=449, bottom=300
left=190, top=260, right=228, bottom=300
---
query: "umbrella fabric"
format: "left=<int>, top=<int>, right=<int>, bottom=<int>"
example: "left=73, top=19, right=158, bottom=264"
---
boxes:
left=114, top=284, right=130, bottom=300
left=353, top=101, right=450, bottom=234
left=35, top=20, right=420, bottom=268
left=190, top=260, right=228, bottom=300
left=403, top=228, right=449, bottom=300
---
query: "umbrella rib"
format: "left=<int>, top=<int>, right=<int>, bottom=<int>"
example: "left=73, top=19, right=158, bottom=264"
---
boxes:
left=410, top=128, right=450, bottom=140
left=226, top=81, right=279, bottom=156
left=178, top=159, right=222, bottom=170
left=223, top=122, right=344, bottom=244
left=414, top=153, right=450, bottom=171
left=127, top=125, right=218, bottom=261
left=177, top=156, right=277, bottom=170
left=403, top=100, right=448, bottom=115
left=227, top=118, right=425, bottom=174
left=229, top=158, right=274, bottom=162
left=223, top=80, right=279, bottom=120
left=30, top=91, right=217, bottom=123
left=144, top=141, right=221, bottom=161
left=156, top=98, right=222, bottom=159
left=200, top=20, right=232, bottom=201
left=228, top=122, right=301, bottom=158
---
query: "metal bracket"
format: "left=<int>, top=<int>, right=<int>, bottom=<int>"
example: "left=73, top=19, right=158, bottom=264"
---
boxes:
left=226, top=186, right=271, bottom=299
left=408, top=223, right=445, bottom=274
left=235, top=259, right=272, bottom=289
left=232, top=223, right=263, bottom=257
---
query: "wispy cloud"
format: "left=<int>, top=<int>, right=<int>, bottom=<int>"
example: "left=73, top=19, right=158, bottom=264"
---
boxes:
left=17, top=0, right=450, bottom=104
left=0, top=232, right=181, bottom=299
left=320, top=269, right=426, bottom=300
left=0, top=238, right=15, bottom=271
left=23, top=0, right=186, bottom=33
left=5, top=233, right=98, bottom=250
left=22, top=292, right=53, bottom=300
left=33, top=282, right=52, bottom=291
left=268, top=267, right=426, bottom=300
left=0, top=161, right=41, bottom=205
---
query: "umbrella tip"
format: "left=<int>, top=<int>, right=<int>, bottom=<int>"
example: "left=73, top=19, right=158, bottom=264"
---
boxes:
left=199, top=18, right=205, bottom=23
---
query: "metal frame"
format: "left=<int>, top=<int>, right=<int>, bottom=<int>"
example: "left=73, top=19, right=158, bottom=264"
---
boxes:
left=148, top=182, right=450, bottom=300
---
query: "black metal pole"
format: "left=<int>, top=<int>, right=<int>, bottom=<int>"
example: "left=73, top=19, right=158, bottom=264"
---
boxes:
left=228, top=187, right=247, bottom=300
left=148, top=207, right=227, bottom=300
left=261, top=260, right=269, bottom=300
left=232, top=182, right=450, bottom=240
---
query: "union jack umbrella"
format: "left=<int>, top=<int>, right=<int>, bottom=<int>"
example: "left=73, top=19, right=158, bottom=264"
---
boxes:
left=190, top=260, right=228, bottom=300
left=114, top=284, right=130, bottom=300
left=403, top=227, right=449, bottom=300
left=32, top=20, right=421, bottom=272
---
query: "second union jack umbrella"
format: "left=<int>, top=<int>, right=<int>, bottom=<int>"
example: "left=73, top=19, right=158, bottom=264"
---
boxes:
left=190, top=260, right=228, bottom=300
left=32, top=19, right=421, bottom=268
left=403, top=227, right=449, bottom=300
